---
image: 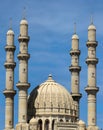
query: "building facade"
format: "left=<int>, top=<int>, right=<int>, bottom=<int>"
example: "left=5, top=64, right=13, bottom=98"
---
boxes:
left=3, top=18, right=99, bottom=130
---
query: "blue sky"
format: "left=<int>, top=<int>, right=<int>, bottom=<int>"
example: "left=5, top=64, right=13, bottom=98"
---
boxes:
left=0, top=0, right=103, bottom=129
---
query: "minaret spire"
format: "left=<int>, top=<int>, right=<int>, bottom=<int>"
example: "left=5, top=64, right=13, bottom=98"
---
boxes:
left=85, top=22, right=99, bottom=130
left=16, top=18, right=30, bottom=129
left=69, top=25, right=82, bottom=120
left=9, top=18, right=12, bottom=29
left=90, top=15, right=93, bottom=25
left=23, top=7, right=26, bottom=19
left=74, top=22, right=76, bottom=34
left=3, top=26, right=16, bottom=130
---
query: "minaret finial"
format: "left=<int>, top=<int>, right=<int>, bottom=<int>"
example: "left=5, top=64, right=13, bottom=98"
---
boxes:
left=23, top=7, right=26, bottom=19
left=90, top=15, right=93, bottom=25
left=9, top=17, right=12, bottom=30
left=74, top=22, right=76, bottom=34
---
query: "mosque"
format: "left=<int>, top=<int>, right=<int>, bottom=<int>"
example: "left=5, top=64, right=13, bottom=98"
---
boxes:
left=3, top=17, right=99, bottom=130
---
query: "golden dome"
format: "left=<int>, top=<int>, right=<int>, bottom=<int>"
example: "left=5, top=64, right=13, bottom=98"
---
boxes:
left=28, top=75, right=77, bottom=119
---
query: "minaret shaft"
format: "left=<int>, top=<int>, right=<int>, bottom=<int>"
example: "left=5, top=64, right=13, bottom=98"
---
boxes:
left=18, top=89, right=27, bottom=123
left=88, top=93, right=96, bottom=125
left=19, top=60, right=28, bottom=82
left=3, top=29, right=16, bottom=130
left=88, top=64, right=96, bottom=86
left=6, top=69, right=14, bottom=89
left=71, top=71, right=79, bottom=93
left=5, top=96, right=14, bottom=128
left=85, top=23, right=99, bottom=129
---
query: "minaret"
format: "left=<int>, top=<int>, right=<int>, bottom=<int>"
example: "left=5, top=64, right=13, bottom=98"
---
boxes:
left=69, top=24, right=82, bottom=120
left=16, top=18, right=30, bottom=128
left=85, top=20, right=99, bottom=130
left=3, top=27, right=16, bottom=130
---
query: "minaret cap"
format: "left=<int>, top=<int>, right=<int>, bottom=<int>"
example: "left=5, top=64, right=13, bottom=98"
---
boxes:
left=88, top=24, right=96, bottom=30
left=20, top=19, right=28, bottom=25
left=72, top=34, right=79, bottom=40
left=7, top=29, right=14, bottom=35
left=88, top=16, right=96, bottom=30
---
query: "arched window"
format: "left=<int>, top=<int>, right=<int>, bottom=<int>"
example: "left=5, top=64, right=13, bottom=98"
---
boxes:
left=92, top=72, right=95, bottom=78
left=91, top=50, right=95, bottom=55
left=52, top=120, right=55, bottom=130
left=38, top=119, right=42, bottom=130
left=9, top=76, right=12, bottom=81
left=60, top=119, right=63, bottom=122
left=75, top=58, right=78, bottom=63
left=9, top=53, right=12, bottom=59
left=44, top=119, right=49, bottom=130
left=75, top=80, right=78, bottom=85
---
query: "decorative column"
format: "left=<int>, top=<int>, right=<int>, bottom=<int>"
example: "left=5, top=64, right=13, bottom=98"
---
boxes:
left=85, top=21, right=99, bottom=130
left=16, top=18, right=30, bottom=126
left=3, top=28, right=16, bottom=130
left=69, top=26, right=82, bottom=120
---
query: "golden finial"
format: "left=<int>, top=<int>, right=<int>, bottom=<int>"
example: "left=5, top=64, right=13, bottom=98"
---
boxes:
left=74, top=22, right=76, bottom=34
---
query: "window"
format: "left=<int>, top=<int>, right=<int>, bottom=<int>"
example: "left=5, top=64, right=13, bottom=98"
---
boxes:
left=22, top=115, right=25, bottom=120
left=9, top=76, right=12, bottom=81
left=44, top=119, right=49, bottom=130
left=38, top=119, right=42, bottom=130
left=91, top=50, right=95, bottom=55
left=23, top=68, right=26, bottom=73
left=60, top=119, right=63, bottom=122
left=75, top=58, right=78, bottom=63
left=52, top=120, right=55, bottom=130
left=92, top=73, right=95, bottom=78
left=9, top=53, right=12, bottom=59
left=75, top=80, right=78, bottom=85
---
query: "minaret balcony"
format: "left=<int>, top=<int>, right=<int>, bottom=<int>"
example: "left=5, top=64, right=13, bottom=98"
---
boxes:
left=86, top=58, right=98, bottom=64
left=71, top=93, right=82, bottom=101
left=69, top=66, right=81, bottom=72
left=18, top=35, right=30, bottom=42
left=86, top=41, right=98, bottom=47
left=70, top=49, right=80, bottom=56
left=16, top=82, right=30, bottom=89
left=85, top=86, right=99, bottom=94
left=3, top=89, right=16, bottom=97
left=5, top=45, right=16, bottom=51
left=4, top=62, right=16, bottom=69
left=17, top=53, right=30, bottom=60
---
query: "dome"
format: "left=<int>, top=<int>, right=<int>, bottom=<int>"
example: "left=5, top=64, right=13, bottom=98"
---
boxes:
left=78, top=120, right=85, bottom=125
left=72, top=34, right=79, bottom=39
left=7, top=29, right=14, bottom=35
left=28, top=75, right=77, bottom=120
left=30, top=117, right=37, bottom=123
left=88, top=24, right=96, bottom=30
left=20, top=19, right=28, bottom=25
